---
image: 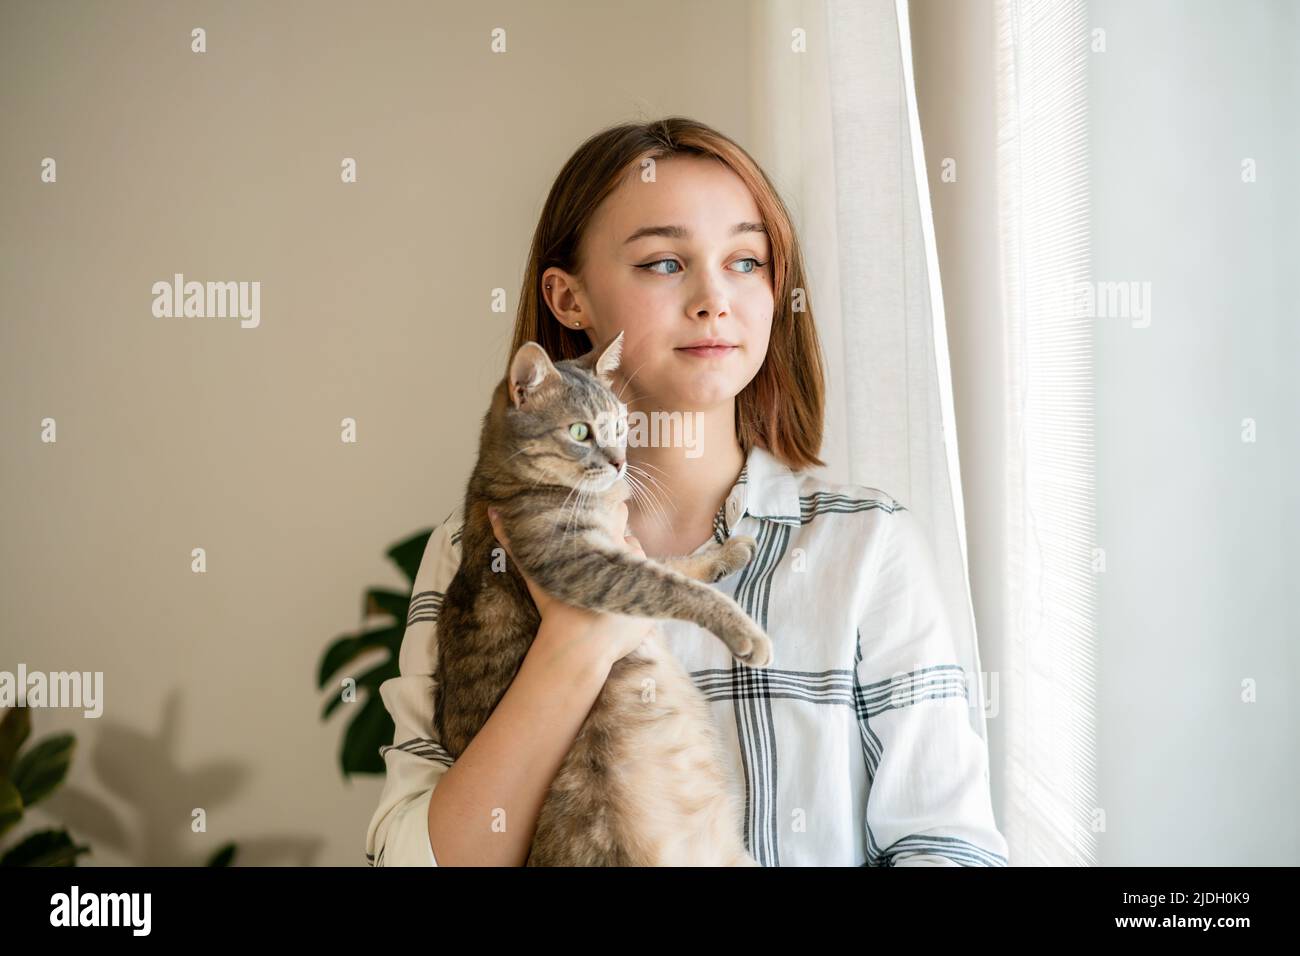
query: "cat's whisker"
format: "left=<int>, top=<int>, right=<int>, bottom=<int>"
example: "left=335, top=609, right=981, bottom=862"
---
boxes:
left=562, top=481, right=585, bottom=540
left=625, top=469, right=679, bottom=540
left=623, top=457, right=677, bottom=506
left=541, top=480, right=583, bottom=557
left=624, top=482, right=670, bottom=540
left=615, top=357, right=653, bottom=402
left=568, top=480, right=599, bottom=541
left=624, top=468, right=676, bottom=520
left=525, top=465, right=558, bottom=494
left=625, top=479, right=674, bottom=535
left=498, top=445, right=537, bottom=467
left=626, top=462, right=677, bottom=511
left=627, top=456, right=672, bottom=479
left=619, top=473, right=650, bottom=527
left=553, top=485, right=586, bottom=556
left=613, top=390, right=651, bottom=406
left=621, top=473, right=658, bottom=528
left=623, top=467, right=675, bottom=536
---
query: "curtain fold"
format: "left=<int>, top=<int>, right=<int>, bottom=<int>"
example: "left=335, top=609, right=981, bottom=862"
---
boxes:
left=994, top=0, right=1098, bottom=866
left=748, top=0, right=990, bottom=744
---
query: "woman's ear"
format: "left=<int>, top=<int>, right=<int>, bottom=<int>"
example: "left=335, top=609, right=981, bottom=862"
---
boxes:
left=509, top=341, right=558, bottom=408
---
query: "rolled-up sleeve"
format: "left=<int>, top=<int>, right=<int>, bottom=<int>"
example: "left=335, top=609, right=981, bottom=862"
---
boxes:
left=855, top=504, right=1009, bottom=867
left=364, top=507, right=463, bottom=867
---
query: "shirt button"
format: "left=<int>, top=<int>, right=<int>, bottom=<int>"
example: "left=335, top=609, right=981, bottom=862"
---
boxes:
left=726, top=497, right=741, bottom=526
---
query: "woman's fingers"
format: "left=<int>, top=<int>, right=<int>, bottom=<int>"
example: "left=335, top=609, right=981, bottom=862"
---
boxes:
left=602, top=500, right=628, bottom=543
left=487, top=507, right=513, bottom=559
left=613, top=501, right=645, bottom=558
left=623, top=533, right=645, bottom=559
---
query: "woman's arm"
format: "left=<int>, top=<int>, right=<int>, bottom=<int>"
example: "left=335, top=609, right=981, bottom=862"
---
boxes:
left=423, top=618, right=612, bottom=866
left=856, top=505, right=1010, bottom=867
left=424, top=505, right=656, bottom=866
left=368, top=502, right=654, bottom=866
left=366, top=512, right=460, bottom=867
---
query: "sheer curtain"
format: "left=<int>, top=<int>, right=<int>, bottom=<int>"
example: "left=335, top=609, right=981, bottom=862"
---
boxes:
left=994, top=0, right=1098, bottom=866
left=748, top=0, right=990, bottom=745
left=748, top=0, right=1099, bottom=866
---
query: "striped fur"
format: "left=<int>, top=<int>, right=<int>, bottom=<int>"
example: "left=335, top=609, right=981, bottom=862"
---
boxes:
left=433, top=333, right=770, bottom=865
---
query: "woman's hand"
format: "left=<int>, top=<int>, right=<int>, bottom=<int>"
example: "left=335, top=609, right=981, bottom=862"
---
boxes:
left=487, top=501, right=658, bottom=671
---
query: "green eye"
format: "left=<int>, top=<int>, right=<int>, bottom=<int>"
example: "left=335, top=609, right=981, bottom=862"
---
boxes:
left=569, top=422, right=590, bottom=441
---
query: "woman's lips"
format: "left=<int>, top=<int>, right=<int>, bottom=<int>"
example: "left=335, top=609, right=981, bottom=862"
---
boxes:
left=676, top=345, right=737, bottom=358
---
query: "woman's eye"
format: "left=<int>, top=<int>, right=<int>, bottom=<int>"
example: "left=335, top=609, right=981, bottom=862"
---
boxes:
left=639, top=257, right=766, bottom=276
left=569, top=422, right=590, bottom=441
left=639, top=258, right=682, bottom=275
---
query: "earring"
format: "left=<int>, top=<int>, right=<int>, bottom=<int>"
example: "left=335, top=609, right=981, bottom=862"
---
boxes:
left=545, top=282, right=576, bottom=326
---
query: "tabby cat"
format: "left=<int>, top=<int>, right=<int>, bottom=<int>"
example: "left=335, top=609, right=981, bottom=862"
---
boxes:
left=433, top=330, right=772, bottom=865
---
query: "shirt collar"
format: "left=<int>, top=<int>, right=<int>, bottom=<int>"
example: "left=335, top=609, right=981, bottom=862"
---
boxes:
left=723, top=444, right=803, bottom=529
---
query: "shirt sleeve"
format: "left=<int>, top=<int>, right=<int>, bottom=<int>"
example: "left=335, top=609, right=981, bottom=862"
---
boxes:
left=855, top=503, right=1010, bottom=867
left=364, top=506, right=463, bottom=867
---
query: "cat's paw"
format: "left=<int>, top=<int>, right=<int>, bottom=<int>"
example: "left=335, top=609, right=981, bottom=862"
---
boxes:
left=707, top=534, right=757, bottom=582
left=733, top=628, right=773, bottom=669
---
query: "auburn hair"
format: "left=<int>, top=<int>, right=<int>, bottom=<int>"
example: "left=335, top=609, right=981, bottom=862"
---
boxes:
left=508, top=116, right=826, bottom=471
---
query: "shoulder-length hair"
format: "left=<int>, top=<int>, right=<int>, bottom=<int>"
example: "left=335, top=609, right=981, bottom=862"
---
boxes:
left=508, top=116, right=825, bottom=471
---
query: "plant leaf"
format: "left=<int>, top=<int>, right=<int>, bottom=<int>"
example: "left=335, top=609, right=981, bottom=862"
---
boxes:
left=353, top=657, right=401, bottom=690
left=363, top=587, right=411, bottom=622
left=340, top=694, right=393, bottom=777
left=319, top=656, right=400, bottom=721
left=386, top=529, right=433, bottom=585
left=316, top=624, right=402, bottom=690
left=318, top=525, right=437, bottom=779
left=0, top=778, right=23, bottom=840
left=206, top=842, right=236, bottom=866
left=0, top=827, right=90, bottom=866
left=10, top=734, right=75, bottom=807
left=0, top=707, right=32, bottom=778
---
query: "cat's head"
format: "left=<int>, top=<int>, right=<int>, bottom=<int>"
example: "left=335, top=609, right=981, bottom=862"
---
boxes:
left=501, top=330, right=628, bottom=491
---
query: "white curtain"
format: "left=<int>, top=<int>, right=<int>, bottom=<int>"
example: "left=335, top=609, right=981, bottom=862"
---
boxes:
left=995, top=0, right=1098, bottom=866
left=749, top=0, right=1099, bottom=867
left=749, top=0, right=990, bottom=745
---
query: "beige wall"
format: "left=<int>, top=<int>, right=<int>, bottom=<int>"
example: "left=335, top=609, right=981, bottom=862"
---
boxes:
left=0, top=0, right=753, bottom=865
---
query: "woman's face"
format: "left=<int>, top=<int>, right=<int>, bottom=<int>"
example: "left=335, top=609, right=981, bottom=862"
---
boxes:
left=548, top=154, right=775, bottom=414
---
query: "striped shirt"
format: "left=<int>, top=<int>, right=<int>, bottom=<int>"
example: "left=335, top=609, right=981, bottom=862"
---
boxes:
left=365, top=443, right=1009, bottom=866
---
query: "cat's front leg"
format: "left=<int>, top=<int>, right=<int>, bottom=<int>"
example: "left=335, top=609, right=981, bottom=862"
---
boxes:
left=519, top=541, right=773, bottom=667
left=661, top=535, right=757, bottom=584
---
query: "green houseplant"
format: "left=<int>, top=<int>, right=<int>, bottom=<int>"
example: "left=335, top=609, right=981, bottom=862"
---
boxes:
left=0, top=706, right=236, bottom=866
left=318, top=527, right=433, bottom=776
left=0, top=706, right=88, bottom=866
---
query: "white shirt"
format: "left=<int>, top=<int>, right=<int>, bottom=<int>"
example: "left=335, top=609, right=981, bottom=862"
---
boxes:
left=365, top=443, right=1010, bottom=866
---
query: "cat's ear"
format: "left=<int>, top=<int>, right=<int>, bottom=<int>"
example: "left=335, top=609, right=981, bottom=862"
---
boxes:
left=592, top=329, right=625, bottom=386
left=509, top=342, right=558, bottom=409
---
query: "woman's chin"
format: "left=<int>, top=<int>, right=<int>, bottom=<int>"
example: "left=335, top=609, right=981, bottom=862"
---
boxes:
left=623, top=366, right=743, bottom=413
left=663, top=380, right=740, bottom=412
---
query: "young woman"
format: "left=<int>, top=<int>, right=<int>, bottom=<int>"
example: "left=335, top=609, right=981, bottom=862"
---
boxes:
left=366, top=117, right=1009, bottom=867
